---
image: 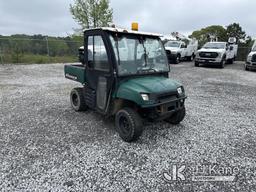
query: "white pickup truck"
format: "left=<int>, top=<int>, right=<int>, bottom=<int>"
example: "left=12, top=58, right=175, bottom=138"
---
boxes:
left=245, top=41, right=256, bottom=71
left=164, top=39, right=198, bottom=64
left=195, top=40, right=238, bottom=68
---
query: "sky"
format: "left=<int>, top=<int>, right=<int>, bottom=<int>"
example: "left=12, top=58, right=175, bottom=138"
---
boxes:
left=0, top=0, right=255, bottom=37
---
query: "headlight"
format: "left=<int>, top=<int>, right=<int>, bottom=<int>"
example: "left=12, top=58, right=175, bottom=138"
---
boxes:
left=247, top=55, right=252, bottom=61
left=177, top=87, right=184, bottom=95
left=141, top=93, right=149, bottom=101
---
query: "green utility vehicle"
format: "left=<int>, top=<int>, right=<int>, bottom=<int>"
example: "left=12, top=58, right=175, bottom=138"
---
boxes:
left=64, top=27, right=187, bottom=142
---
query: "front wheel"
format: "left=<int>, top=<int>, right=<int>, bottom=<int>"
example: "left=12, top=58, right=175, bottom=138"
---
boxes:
left=195, top=61, right=199, bottom=67
left=175, top=55, right=181, bottom=64
left=220, top=60, right=225, bottom=68
left=115, top=108, right=143, bottom=142
left=165, top=107, right=186, bottom=125
left=245, top=65, right=249, bottom=71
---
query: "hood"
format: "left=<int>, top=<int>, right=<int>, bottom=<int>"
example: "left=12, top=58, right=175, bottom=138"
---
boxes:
left=118, top=76, right=181, bottom=94
left=248, top=51, right=256, bottom=57
left=116, top=76, right=182, bottom=105
left=165, top=47, right=180, bottom=52
left=198, top=48, right=225, bottom=53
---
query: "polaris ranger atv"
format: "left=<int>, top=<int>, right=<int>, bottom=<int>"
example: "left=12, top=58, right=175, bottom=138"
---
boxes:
left=64, top=27, right=187, bottom=142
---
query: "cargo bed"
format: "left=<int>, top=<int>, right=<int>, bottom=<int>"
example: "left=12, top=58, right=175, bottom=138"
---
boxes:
left=64, top=64, right=86, bottom=84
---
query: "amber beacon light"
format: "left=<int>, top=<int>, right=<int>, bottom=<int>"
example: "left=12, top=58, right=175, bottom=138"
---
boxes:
left=131, top=22, right=139, bottom=31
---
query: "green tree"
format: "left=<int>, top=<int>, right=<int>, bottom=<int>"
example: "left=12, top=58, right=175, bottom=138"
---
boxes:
left=226, top=23, right=246, bottom=43
left=47, top=37, right=69, bottom=56
left=70, top=0, right=113, bottom=29
left=190, top=25, right=227, bottom=47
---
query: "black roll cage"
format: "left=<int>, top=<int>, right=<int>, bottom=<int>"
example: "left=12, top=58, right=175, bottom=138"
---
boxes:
left=83, top=29, right=170, bottom=79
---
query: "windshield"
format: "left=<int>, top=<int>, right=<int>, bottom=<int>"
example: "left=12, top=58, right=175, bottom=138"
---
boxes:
left=203, top=42, right=226, bottom=49
left=165, top=41, right=181, bottom=48
left=109, top=34, right=169, bottom=76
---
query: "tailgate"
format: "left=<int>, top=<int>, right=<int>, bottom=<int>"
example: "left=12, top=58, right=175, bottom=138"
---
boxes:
left=64, top=64, right=86, bottom=84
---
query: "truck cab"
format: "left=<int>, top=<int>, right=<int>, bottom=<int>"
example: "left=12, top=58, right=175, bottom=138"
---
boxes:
left=164, top=41, right=187, bottom=64
left=65, top=27, right=187, bottom=142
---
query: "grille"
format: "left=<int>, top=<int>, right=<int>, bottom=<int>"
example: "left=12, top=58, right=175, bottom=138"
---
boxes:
left=199, top=52, right=218, bottom=58
left=157, top=92, right=177, bottom=102
left=252, top=54, right=256, bottom=62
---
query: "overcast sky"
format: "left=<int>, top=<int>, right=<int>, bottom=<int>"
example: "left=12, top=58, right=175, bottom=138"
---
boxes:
left=0, top=0, right=255, bottom=37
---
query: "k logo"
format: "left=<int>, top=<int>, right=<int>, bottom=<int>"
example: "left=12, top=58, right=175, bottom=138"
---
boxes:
left=163, top=165, right=186, bottom=181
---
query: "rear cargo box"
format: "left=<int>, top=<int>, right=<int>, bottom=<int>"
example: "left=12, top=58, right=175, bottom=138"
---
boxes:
left=64, top=64, right=86, bottom=84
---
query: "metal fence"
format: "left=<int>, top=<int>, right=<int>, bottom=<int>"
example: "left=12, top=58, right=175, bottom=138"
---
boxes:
left=0, top=38, right=251, bottom=64
left=236, top=47, right=251, bottom=61
left=0, top=38, right=83, bottom=64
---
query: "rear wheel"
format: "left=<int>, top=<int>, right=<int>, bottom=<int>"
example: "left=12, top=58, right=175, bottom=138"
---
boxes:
left=70, top=88, right=88, bottom=111
left=115, top=108, right=143, bottom=142
left=227, top=58, right=234, bottom=64
left=165, top=107, right=186, bottom=125
left=192, top=53, right=195, bottom=61
left=187, top=54, right=195, bottom=61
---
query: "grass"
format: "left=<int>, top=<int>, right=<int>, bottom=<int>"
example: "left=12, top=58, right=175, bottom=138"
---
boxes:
left=0, top=54, right=78, bottom=64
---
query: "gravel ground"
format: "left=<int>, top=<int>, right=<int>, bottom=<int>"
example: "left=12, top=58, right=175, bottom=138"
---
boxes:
left=0, top=61, right=256, bottom=191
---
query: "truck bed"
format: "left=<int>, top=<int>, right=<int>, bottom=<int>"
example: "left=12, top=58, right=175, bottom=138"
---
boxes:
left=64, top=64, right=86, bottom=84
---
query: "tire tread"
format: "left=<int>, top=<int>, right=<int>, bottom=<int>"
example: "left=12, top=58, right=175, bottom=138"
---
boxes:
left=115, top=108, right=143, bottom=142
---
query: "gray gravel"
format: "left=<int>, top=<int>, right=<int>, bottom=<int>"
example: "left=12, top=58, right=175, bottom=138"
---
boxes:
left=0, top=62, right=256, bottom=191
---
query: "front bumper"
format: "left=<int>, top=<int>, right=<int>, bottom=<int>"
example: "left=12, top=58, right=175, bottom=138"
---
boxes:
left=195, top=57, right=222, bottom=65
left=166, top=52, right=178, bottom=61
left=246, top=61, right=256, bottom=69
left=141, top=96, right=187, bottom=120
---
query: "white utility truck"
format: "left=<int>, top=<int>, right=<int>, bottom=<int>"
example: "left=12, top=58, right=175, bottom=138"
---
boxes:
left=195, top=37, right=238, bottom=68
left=245, top=40, right=256, bottom=71
left=164, top=32, right=198, bottom=64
